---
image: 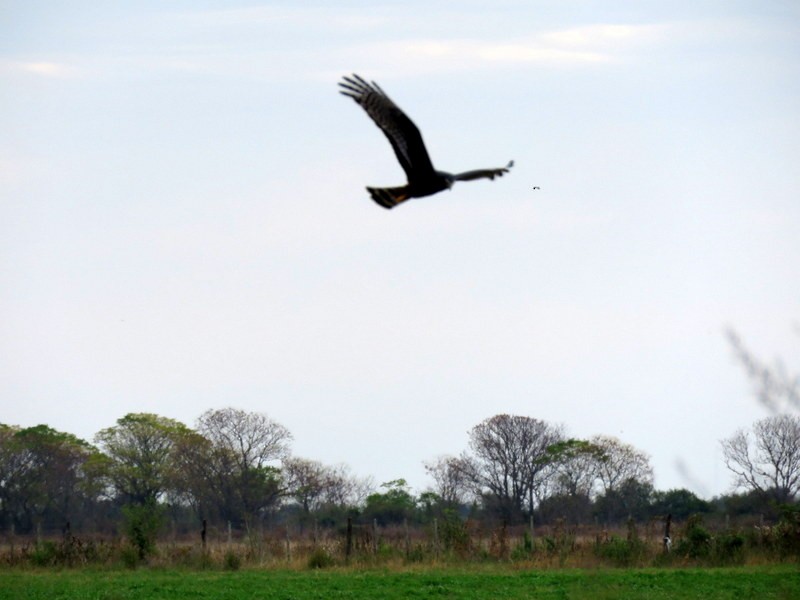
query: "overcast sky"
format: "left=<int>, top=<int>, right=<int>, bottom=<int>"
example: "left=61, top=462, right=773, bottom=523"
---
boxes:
left=2, top=1, right=799, bottom=499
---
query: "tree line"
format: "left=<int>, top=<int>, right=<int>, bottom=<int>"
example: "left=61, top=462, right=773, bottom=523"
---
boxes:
left=2, top=407, right=798, bottom=546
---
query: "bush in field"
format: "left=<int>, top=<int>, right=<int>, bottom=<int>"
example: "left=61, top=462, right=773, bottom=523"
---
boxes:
left=439, top=511, right=472, bottom=556
left=120, top=545, right=140, bottom=569
left=676, top=514, right=712, bottom=559
left=224, top=550, right=242, bottom=571
left=713, top=531, right=746, bottom=565
left=306, top=547, right=335, bottom=569
left=122, top=501, right=164, bottom=561
left=28, top=541, right=59, bottom=567
left=594, top=519, right=647, bottom=567
left=510, top=531, right=534, bottom=561
left=594, top=537, right=640, bottom=566
left=744, top=507, right=800, bottom=558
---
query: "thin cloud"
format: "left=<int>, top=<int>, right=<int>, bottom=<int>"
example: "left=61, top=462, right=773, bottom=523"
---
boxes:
left=340, top=23, right=676, bottom=76
left=542, top=23, right=668, bottom=47
left=347, top=38, right=609, bottom=75
left=171, top=5, right=387, bottom=31
left=1, top=60, right=78, bottom=78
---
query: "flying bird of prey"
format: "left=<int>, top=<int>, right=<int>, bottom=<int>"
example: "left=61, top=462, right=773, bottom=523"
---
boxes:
left=339, top=74, right=513, bottom=209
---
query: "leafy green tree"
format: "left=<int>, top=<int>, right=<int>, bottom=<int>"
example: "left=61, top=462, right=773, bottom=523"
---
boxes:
left=594, top=479, right=655, bottom=524
left=363, top=479, right=416, bottom=526
left=95, top=413, right=191, bottom=505
left=544, top=439, right=606, bottom=498
left=713, top=489, right=779, bottom=520
left=0, top=424, right=104, bottom=533
left=0, top=424, right=22, bottom=528
left=122, top=499, right=164, bottom=560
left=536, top=491, right=593, bottom=525
left=650, top=488, right=711, bottom=520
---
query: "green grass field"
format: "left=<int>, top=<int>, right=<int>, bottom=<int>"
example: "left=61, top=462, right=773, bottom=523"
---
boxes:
left=0, top=566, right=797, bottom=600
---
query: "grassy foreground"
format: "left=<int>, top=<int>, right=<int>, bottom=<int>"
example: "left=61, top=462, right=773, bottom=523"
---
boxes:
left=0, top=566, right=797, bottom=600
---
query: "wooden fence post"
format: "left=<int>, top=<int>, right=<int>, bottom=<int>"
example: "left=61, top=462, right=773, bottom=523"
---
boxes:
left=372, top=519, right=378, bottom=555
left=433, top=518, right=439, bottom=559
left=404, top=518, right=410, bottom=558
left=285, top=526, right=291, bottom=563
left=345, top=517, right=353, bottom=564
left=530, top=515, right=535, bottom=544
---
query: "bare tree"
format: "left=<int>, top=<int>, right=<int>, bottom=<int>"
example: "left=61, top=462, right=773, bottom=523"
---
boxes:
left=197, top=408, right=292, bottom=470
left=284, top=457, right=372, bottom=514
left=283, top=458, right=327, bottom=514
left=318, top=463, right=373, bottom=508
left=591, top=435, right=654, bottom=495
left=195, top=408, right=292, bottom=528
left=423, top=455, right=470, bottom=506
left=721, top=414, right=800, bottom=503
left=461, top=414, right=564, bottom=521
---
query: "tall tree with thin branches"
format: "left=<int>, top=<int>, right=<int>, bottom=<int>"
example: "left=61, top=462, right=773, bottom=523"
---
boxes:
left=721, top=414, right=800, bottom=504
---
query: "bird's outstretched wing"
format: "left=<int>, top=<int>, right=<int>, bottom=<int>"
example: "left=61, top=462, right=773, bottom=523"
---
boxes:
left=452, top=160, right=514, bottom=182
left=339, top=74, right=436, bottom=183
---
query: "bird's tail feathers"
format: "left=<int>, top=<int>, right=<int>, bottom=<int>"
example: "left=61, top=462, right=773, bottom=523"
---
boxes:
left=367, top=186, right=410, bottom=209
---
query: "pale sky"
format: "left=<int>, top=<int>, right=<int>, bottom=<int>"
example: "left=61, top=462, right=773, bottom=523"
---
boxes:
left=2, top=1, right=799, bottom=500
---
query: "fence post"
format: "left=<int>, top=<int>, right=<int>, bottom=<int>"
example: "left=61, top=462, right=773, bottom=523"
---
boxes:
left=433, top=518, right=440, bottom=559
left=372, top=518, right=378, bottom=555
left=227, top=521, right=232, bottom=546
left=404, top=518, right=410, bottom=558
left=286, top=526, right=291, bottom=563
left=345, top=517, right=353, bottom=564
left=201, top=519, right=207, bottom=550
left=530, top=515, right=535, bottom=544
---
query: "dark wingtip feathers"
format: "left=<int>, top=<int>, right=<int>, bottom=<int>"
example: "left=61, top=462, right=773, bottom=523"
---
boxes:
left=338, top=74, right=379, bottom=100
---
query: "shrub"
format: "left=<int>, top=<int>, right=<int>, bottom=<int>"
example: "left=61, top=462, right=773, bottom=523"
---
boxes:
left=439, top=512, right=472, bottom=556
left=713, top=532, right=746, bottom=565
left=122, top=501, right=164, bottom=561
left=306, top=547, right=335, bottom=569
left=510, top=531, right=534, bottom=561
left=676, top=514, right=712, bottom=559
left=773, top=504, right=800, bottom=557
left=119, top=545, right=140, bottom=569
left=594, top=536, right=646, bottom=567
left=28, top=541, right=58, bottom=567
left=224, top=550, right=242, bottom=571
